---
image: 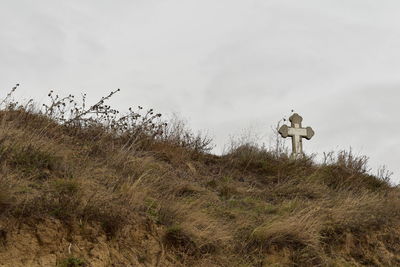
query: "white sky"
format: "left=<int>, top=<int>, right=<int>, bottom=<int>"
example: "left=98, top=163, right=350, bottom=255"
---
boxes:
left=1, top=0, right=400, bottom=182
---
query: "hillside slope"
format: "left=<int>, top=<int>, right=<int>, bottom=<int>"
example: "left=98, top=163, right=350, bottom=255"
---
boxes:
left=0, top=109, right=399, bottom=267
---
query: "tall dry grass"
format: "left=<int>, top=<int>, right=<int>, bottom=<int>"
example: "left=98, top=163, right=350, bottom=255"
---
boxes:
left=0, top=87, right=398, bottom=266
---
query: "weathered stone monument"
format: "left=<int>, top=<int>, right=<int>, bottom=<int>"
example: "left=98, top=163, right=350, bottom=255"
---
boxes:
left=278, top=113, right=314, bottom=159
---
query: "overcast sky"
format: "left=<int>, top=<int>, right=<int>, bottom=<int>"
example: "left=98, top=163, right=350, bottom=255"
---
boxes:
left=1, top=0, right=400, bottom=182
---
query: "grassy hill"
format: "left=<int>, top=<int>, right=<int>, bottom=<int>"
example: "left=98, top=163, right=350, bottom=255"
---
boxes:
left=0, top=90, right=399, bottom=266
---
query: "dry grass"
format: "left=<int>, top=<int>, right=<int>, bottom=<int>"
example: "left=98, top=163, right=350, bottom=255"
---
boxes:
left=0, top=91, right=399, bottom=266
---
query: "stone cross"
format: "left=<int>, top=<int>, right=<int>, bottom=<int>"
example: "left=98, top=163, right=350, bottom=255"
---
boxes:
left=278, top=113, right=314, bottom=159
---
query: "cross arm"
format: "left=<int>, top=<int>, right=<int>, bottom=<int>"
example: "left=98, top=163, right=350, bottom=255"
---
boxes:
left=278, top=124, right=289, bottom=138
left=305, top=127, right=314, bottom=140
left=279, top=125, right=315, bottom=139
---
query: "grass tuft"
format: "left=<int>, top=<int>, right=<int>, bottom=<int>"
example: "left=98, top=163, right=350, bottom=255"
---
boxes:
left=164, top=225, right=198, bottom=256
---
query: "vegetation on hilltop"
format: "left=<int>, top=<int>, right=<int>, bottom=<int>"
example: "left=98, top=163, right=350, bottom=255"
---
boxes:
left=0, top=86, right=399, bottom=266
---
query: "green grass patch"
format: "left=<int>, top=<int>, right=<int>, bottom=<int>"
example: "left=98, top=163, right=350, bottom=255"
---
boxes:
left=58, top=257, right=86, bottom=267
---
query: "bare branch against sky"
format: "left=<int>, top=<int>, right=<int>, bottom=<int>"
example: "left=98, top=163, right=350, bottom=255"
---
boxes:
left=1, top=0, right=399, bottom=181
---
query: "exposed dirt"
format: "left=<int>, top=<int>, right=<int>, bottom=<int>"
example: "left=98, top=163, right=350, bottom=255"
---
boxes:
left=0, top=218, right=169, bottom=267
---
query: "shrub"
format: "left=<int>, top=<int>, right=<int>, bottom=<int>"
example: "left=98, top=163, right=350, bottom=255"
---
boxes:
left=322, top=149, right=384, bottom=177
left=2, top=86, right=214, bottom=155
left=159, top=117, right=214, bottom=153
left=42, top=89, right=167, bottom=146
left=335, top=150, right=369, bottom=174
